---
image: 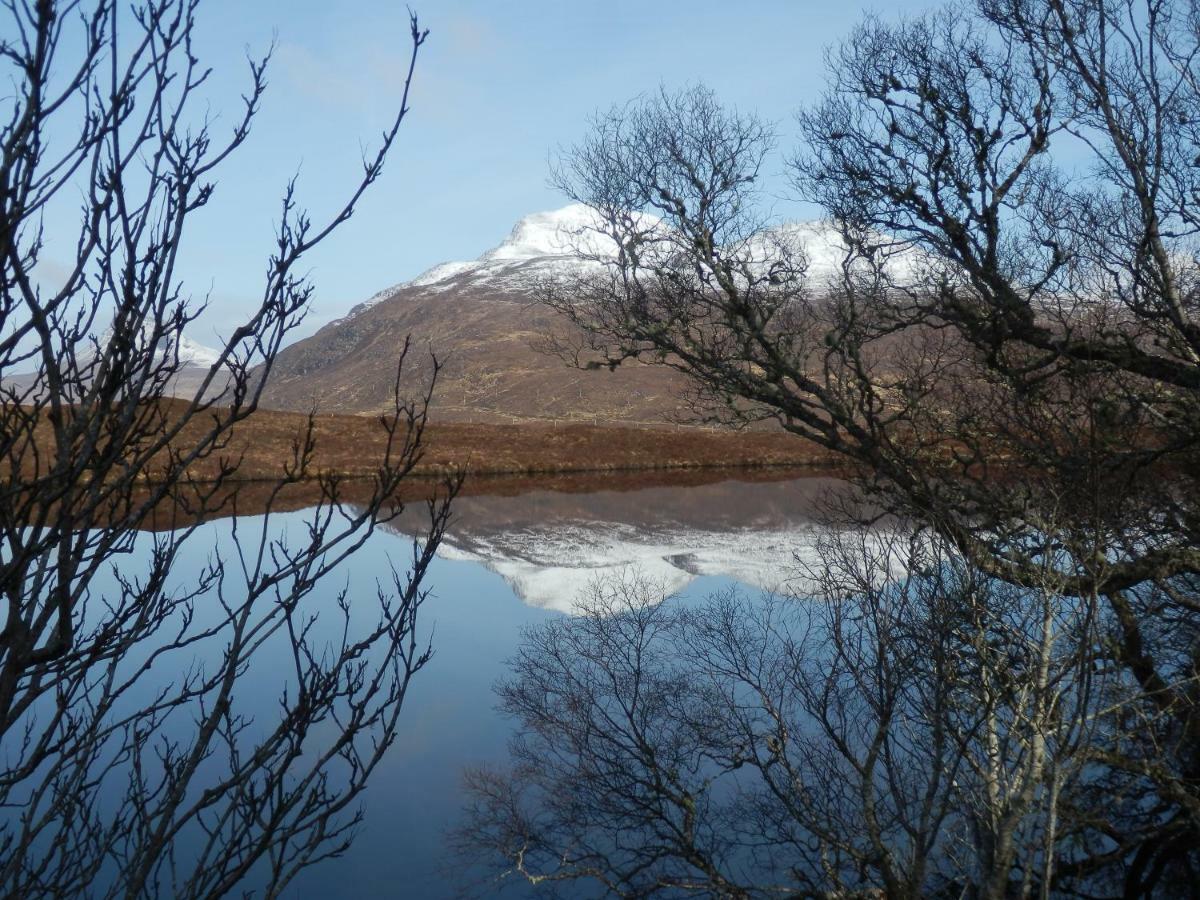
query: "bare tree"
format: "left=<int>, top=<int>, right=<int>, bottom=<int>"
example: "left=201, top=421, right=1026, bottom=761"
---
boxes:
left=458, top=531, right=1103, bottom=899
left=0, top=3, right=458, bottom=896
left=523, top=2, right=1200, bottom=890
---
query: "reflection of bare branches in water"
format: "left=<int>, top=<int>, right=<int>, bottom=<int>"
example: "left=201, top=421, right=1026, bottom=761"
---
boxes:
left=455, top=533, right=1106, bottom=898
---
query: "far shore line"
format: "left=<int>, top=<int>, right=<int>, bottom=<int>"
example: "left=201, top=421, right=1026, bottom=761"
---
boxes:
left=155, top=457, right=846, bottom=485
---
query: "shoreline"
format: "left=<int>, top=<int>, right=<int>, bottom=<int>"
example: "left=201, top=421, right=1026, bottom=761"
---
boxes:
left=9, top=401, right=843, bottom=501
left=164, top=456, right=845, bottom=485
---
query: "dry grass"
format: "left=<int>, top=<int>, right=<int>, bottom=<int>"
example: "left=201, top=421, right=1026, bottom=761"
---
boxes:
left=159, top=403, right=835, bottom=482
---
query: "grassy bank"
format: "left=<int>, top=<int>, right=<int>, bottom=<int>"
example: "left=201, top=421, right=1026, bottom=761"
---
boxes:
left=170, top=406, right=836, bottom=482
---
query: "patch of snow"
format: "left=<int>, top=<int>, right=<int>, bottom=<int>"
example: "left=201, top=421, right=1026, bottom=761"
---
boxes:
left=736, top=220, right=926, bottom=286
left=477, top=203, right=625, bottom=262
left=173, top=334, right=222, bottom=368
left=86, top=321, right=222, bottom=369
left=340, top=205, right=648, bottom=320
left=408, top=260, right=480, bottom=288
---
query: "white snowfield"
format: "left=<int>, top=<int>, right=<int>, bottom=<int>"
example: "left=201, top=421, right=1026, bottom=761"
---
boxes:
left=168, top=334, right=223, bottom=368
left=347, top=204, right=925, bottom=319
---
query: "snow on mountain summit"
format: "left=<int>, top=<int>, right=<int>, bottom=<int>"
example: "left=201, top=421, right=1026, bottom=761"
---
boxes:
left=346, top=206, right=922, bottom=320
left=405, top=203, right=632, bottom=287
left=478, top=203, right=611, bottom=262
left=750, top=221, right=924, bottom=285
left=171, top=334, right=222, bottom=367
left=88, top=322, right=222, bottom=368
left=348, top=204, right=626, bottom=315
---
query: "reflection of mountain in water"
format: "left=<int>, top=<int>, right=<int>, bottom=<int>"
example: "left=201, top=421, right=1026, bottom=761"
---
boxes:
left=386, top=476, right=852, bottom=612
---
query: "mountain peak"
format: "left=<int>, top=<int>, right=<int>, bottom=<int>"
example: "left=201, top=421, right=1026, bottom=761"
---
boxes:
left=480, top=203, right=602, bottom=262
left=347, top=204, right=620, bottom=315
left=89, top=321, right=222, bottom=369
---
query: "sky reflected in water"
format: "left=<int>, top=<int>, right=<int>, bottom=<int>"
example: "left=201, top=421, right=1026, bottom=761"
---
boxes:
left=145, top=473, right=843, bottom=898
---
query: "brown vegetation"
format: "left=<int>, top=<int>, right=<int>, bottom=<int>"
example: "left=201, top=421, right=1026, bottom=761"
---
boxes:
left=164, top=401, right=834, bottom=481
left=4, top=397, right=831, bottom=501
left=257, top=285, right=704, bottom=424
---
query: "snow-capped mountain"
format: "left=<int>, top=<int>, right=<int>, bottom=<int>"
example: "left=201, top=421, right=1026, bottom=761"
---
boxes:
left=342, top=205, right=921, bottom=321
left=258, top=205, right=921, bottom=420
left=4, top=324, right=226, bottom=401
left=161, top=333, right=223, bottom=368
left=85, top=321, right=223, bottom=369
left=345, top=204, right=630, bottom=318
left=747, top=220, right=924, bottom=286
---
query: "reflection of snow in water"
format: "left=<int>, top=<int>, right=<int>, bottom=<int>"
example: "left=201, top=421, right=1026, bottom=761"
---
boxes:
left=436, top=521, right=845, bottom=614
left=380, top=476, right=901, bottom=613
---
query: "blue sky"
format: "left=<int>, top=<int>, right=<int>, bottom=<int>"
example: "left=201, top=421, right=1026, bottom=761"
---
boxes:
left=41, top=0, right=937, bottom=343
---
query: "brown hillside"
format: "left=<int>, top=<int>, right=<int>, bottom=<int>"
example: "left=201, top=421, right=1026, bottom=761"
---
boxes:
left=258, top=283, right=699, bottom=425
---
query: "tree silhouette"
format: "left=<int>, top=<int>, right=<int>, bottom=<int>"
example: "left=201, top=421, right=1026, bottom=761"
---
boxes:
left=0, top=3, right=457, bottom=896
left=478, top=0, right=1200, bottom=892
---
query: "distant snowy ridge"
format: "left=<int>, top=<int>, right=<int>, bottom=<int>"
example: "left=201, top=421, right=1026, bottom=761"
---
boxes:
left=169, top=334, right=223, bottom=368
left=743, top=221, right=925, bottom=286
left=345, top=204, right=924, bottom=321
left=344, top=204, right=629, bottom=318
left=84, top=322, right=223, bottom=369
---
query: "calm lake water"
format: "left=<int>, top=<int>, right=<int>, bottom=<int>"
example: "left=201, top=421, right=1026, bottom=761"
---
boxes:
left=100, top=472, right=848, bottom=898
